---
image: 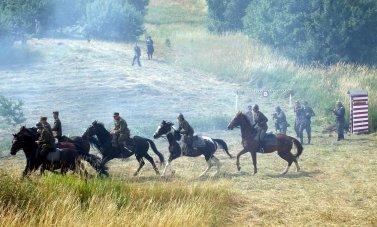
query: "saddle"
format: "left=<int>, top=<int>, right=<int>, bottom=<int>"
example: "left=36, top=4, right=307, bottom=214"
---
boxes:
left=46, top=149, right=61, bottom=162
left=255, top=133, right=278, bottom=153
left=192, top=135, right=207, bottom=148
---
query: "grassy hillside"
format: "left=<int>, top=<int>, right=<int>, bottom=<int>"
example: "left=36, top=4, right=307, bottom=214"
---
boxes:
left=145, top=0, right=377, bottom=130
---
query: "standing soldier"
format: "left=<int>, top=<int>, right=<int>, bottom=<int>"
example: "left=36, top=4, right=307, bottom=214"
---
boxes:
left=273, top=106, right=288, bottom=134
left=132, top=43, right=141, bottom=67
left=294, top=101, right=305, bottom=144
left=333, top=101, right=346, bottom=141
left=51, top=111, right=62, bottom=141
left=253, top=105, right=268, bottom=152
left=112, top=113, right=132, bottom=152
left=35, top=120, right=55, bottom=157
left=146, top=36, right=154, bottom=60
left=302, top=101, right=315, bottom=144
left=177, top=113, right=195, bottom=155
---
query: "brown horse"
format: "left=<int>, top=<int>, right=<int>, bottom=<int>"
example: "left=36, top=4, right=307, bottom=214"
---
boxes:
left=228, top=112, right=303, bottom=175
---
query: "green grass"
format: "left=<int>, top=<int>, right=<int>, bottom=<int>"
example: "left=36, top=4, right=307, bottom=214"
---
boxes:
left=0, top=172, right=239, bottom=226
left=146, top=0, right=377, bottom=131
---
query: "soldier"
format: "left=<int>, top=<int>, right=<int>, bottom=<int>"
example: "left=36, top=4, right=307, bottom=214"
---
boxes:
left=132, top=43, right=141, bottom=67
left=333, top=101, right=346, bottom=141
left=245, top=105, right=254, bottom=125
left=38, top=116, right=52, bottom=134
left=273, top=106, right=288, bottom=134
left=146, top=36, right=154, bottom=60
left=294, top=101, right=305, bottom=144
left=35, top=121, right=55, bottom=157
left=252, top=105, right=268, bottom=152
left=112, top=113, right=132, bottom=151
left=302, top=101, right=315, bottom=144
left=51, top=111, right=62, bottom=141
left=177, top=113, right=195, bottom=155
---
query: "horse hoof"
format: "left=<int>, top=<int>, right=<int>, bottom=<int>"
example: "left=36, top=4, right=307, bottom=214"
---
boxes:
left=237, top=166, right=241, bottom=171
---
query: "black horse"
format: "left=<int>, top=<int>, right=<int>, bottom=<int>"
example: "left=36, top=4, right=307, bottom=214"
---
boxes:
left=85, top=121, right=165, bottom=176
left=153, top=120, right=231, bottom=177
left=10, top=126, right=87, bottom=176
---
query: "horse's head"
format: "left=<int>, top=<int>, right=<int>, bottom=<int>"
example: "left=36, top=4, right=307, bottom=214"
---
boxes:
left=10, top=126, right=36, bottom=155
left=228, top=112, right=244, bottom=130
left=154, top=120, right=174, bottom=139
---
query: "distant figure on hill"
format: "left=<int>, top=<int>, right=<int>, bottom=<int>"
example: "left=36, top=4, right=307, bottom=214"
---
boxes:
left=34, top=19, right=41, bottom=38
left=302, top=101, right=315, bottom=144
left=333, top=101, right=346, bottom=141
left=132, top=43, right=141, bottom=67
left=294, top=101, right=306, bottom=144
left=146, top=36, right=154, bottom=60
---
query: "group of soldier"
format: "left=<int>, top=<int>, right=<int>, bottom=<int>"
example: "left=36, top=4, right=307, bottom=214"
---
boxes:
left=245, top=100, right=347, bottom=147
left=132, top=36, right=154, bottom=67
left=33, top=111, right=196, bottom=158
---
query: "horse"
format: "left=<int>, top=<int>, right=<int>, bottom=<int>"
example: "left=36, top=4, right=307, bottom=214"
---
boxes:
left=153, top=120, right=231, bottom=177
left=85, top=121, right=165, bottom=176
left=227, top=112, right=303, bottom=175
left=10, top=126, right=87, bottom=177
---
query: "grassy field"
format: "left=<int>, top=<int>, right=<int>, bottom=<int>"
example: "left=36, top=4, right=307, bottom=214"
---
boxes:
left=0, top=0, right=376, bottom=226
left=145, top=0, right=377, bottom=130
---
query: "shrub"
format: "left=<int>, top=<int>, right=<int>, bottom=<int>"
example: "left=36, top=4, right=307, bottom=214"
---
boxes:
left=0, top=96, right=26, bottom=125
left=206, top=0, right=251, bottom=33
left=243, top=0, right=377, bottom=65
left=84, top=0, right=144, bottom=41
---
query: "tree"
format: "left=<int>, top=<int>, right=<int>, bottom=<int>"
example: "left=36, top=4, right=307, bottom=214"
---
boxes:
left=243, top=0, right=377, bottom=65
left=0, top=96, right=26, bottom=125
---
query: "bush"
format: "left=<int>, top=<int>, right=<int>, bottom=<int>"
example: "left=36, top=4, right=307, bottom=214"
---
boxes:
left=206, top=0, right=251, bottom=33
left=0, top=0, right=52, bottom=37
left=0, top=96, right=26, bottom=125
left=243, top=0, right=377, bottom=65
left=84, top=0, right=144, bottom=41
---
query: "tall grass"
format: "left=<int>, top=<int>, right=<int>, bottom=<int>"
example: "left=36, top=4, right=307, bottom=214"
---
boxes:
left=0, top=172, right=239, bottom=226
left=146, top=0, right=377, bottom=131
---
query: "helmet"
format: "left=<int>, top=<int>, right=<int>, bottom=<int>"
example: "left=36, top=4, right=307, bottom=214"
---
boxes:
left=253, top=104, right=259, bottom=111
left=178, top=113, right=184, bottom=120
left=275, top=106, right=281, bottom=112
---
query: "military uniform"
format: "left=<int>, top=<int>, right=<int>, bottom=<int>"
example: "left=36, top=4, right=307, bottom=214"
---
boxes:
left=177, top=115, right=194, bottom=154
left=253, top=111, right=268, bottom=142
left=132, top=45, right=141, bottom=66
left=52, top=118, right=62, bottom=140
left=146, top=37, right=154, bottom=60
left=294, top=103, right=306, bottom=144
left=113, top=117, right=131, bottom=147
left=273, top=108, right=288, bottom=134
left=37, top=126, right=55, bottom=157
left=303, top=105, right=315, bottom=144
left=333, top=104, right=346, bottom=141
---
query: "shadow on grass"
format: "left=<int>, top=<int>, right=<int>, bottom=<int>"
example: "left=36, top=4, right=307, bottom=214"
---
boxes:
left=265, top=169, right=322, bottom=179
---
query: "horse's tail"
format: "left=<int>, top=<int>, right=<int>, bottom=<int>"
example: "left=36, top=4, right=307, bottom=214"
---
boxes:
left=291, top=137, right=303, bottom=159
left=146, top=139, right=165, bottom=165
left=213, top=139, right=232, bottom=158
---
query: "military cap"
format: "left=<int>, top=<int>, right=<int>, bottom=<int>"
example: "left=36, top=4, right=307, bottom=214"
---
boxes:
left=113, top=112, right=120, bottom=117
left=40, top=116, right=47, bottom=121
left=53, top=111, right=59, bottom=115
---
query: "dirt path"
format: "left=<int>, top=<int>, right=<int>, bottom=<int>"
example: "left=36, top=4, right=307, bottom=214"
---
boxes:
left=0, top=38, right=239, bottom=134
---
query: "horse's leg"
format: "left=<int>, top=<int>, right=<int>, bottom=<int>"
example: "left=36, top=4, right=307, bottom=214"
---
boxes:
left=22, top=160, right=31, bottom=177
left=199, top=155, right=213, bottom=177
left=211, top=156, right=221, bottom=176
left=236, top=149, right=248, bottom=171
left=294, top=160, right=300, bottom=172
left=133, top=156, right=145, bottom=176
left=250, top=151, right=258, bottom=175
left=99, top=156, right=111, bottom=176
left=277, top=151, right=293, bottom=175
left=144, top=153, right=160, bottom=175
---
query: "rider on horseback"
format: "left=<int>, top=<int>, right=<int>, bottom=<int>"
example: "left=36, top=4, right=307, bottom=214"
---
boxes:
left=35, top=117, right=55, bottom=157
left=112, top=112, right=133, bottom=152
left=252, top=105, right=268, bottom=152
left=177, top=113, right=195, bottom=155
left=51, top=111, right=62, bottom=141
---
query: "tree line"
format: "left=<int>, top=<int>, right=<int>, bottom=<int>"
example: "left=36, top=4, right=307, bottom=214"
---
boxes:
left=206, top=0, right=377, bottom=65
left=0, top=0, right=149, bottom=42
